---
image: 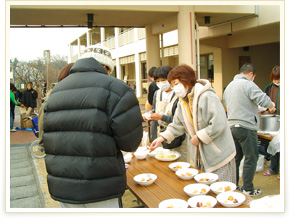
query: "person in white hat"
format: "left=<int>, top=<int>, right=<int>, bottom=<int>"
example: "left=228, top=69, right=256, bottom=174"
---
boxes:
left=43, top=44, right=143, bottom=208
left=80, top=44, right=114, bottom=75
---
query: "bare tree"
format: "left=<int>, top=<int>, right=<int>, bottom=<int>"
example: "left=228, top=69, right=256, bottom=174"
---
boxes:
left=11, top=55, right=68, bottom=89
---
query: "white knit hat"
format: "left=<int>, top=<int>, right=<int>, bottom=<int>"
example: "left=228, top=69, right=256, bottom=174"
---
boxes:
left=80, top=44, right=114, bottom=72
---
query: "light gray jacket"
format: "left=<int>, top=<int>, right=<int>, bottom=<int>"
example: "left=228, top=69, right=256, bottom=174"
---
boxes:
left=223, top=74, right=273, bottom=131
left=160, top=79, right=236, bottom=173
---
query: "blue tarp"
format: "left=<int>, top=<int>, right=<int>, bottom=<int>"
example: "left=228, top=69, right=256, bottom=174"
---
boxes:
left=15, top=127, right=33, bottom=131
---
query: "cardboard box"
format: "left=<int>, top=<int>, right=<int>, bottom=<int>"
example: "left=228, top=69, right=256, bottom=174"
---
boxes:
left=20, top=113, right=36, bottom=129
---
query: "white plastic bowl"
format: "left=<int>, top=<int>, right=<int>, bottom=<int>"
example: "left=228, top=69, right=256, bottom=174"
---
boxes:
left=194, top=173, right=218, bottom=185
left=123, top=153, right=132, bottom=163
left=216, top=192, right=246, bottom=208
left=136, top=147, right=147, bottom=152
left=187, top=195, right=217, bottom=208
left=169, top=162, right=191, bottom=172
left=175, top=168, right=199, bottom=180
left=183, top=183, right=210, bottom=197
left=148, top=147, right=170, bottom=158
left=133, top=173, right=157, bottom=186
left=158, top=198, right=188, bottom=208
left=134, top=151, right=147, bottom=160
left=155, top=151, right=180, bottom=162
left=210, top=181, right=237, bottom=195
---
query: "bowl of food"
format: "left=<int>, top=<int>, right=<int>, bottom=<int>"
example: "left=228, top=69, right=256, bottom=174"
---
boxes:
left=155, top=151, right=180, bottom=162
left=175, top=168, right=199, bottom=180
left=187, top=195, right=217, bottom=208
left=158, top=198, right=188, bottom=208
left=134, top=151, right=147, bottom=160
left=148, top=147, right=170, bottom=158
left=194, top=173, right=218, bottom=185
left=210, top=181, right=237, bottom=195
left=216, top=192, right=246, bottom=208
left=136, top=146, right=147, bottom=152
left=133, top=173, right=157, bottom=186
left=183, top=183, right=210, bottom=197
left=169, top=162, right=191, bottom=172
left=123, top=153, right=133, bottom=163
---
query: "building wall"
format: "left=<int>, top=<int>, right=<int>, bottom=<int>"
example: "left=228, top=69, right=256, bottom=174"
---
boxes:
left=222, top=43, right=280, bottom=93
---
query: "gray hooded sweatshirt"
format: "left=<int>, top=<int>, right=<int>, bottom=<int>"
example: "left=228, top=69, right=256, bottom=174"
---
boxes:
left=223, top=74, right=273, bottom=131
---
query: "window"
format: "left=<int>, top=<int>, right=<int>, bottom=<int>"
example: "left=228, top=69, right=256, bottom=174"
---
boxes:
left=200, top=54, right=214, bottom=82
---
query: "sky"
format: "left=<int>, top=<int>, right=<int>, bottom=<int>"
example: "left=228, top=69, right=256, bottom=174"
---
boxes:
left=9, top=28, right=87, bottom=61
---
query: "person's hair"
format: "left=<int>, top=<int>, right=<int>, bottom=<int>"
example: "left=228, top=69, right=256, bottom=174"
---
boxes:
left=153, top=66, right=172, bottom=81
left=58, top=63, right=74, bottom=82
left=10, top=83, right=17, bottom=92
left=26, top=82, right=32, bottom=86
left=239, top=63, right=256, bottom=75
left=148, top=67, right=157, bottom=78
left=270, top=65, right=280, bottom=81
left=167, top=64, right=197, bottom=89
left=10, top=83, right=16, bottom=90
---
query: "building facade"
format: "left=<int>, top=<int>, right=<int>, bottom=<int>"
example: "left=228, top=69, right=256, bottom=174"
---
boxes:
left=66, top=4, right=281, bottom=99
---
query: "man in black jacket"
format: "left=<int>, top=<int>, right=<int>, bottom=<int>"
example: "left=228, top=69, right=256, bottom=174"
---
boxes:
left=23, top=82, right=38, bottom=115
left=43, top=45, right=143, bottom=208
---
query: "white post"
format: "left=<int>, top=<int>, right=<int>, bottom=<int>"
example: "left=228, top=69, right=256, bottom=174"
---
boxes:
left=87, top=29, right=91, bottom=47
left=77, top=37, right=81, bottom=59
left=114, top=27, right=119, bottom=48
left=68, top=43, right=72, bottom=63
left=116, top=57, right=121, bottom=80
left=101, top=27, right=105, bottom=45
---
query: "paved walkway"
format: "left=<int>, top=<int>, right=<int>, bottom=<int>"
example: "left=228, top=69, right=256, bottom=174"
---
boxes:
left=10, top=107, right=45, bottom=208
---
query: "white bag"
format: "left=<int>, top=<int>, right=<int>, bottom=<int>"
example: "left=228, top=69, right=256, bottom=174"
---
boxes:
left=267, top=134, right=280, bottom=156
left=239, top=154, right=264, bottom=176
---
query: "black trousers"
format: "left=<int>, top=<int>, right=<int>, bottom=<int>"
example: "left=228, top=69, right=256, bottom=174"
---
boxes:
left=231, top=127, right=259, bottom=191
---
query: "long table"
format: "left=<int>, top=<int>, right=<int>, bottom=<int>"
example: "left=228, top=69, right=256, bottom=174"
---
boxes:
left=258, top=132, right=274, bottom=141
left=126, top=154, right=253, bottom=208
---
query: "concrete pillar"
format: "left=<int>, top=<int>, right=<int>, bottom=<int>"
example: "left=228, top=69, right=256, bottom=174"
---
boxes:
left=135, top=53, right=142, bottom=97
left=100, top=27, right=105, bottom=45
left=116, top=57, right=121, bottom=80
left=178, top=5, right=196, bottom=70
left=114, top=27, right=119, bottom=48
left=77, top=37, right=81, bottom=59
left=145, top=24, right=160, bottom=72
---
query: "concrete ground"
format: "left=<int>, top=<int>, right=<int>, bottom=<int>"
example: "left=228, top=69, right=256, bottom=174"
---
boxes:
left=9, top=105, right=280, bottom=208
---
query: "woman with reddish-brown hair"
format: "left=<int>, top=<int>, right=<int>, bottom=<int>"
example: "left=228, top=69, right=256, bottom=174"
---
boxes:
left=38, top=63, right=74, bottom=148
left=264, top=65, right=280, bottom=115
left=149, top=64, right=236, bottom=183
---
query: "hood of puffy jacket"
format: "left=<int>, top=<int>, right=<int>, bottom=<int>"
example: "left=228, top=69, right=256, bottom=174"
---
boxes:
left=193, top=79, right=215, bottom=98
left=70, top=57, right=108, bottom=76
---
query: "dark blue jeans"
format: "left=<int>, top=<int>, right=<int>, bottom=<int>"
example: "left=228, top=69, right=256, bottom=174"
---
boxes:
left=10, top=110, right=14, bottom=130
left=231, top=127, right=259, bottom=192
left=258, top=145, right=271, bottom=161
